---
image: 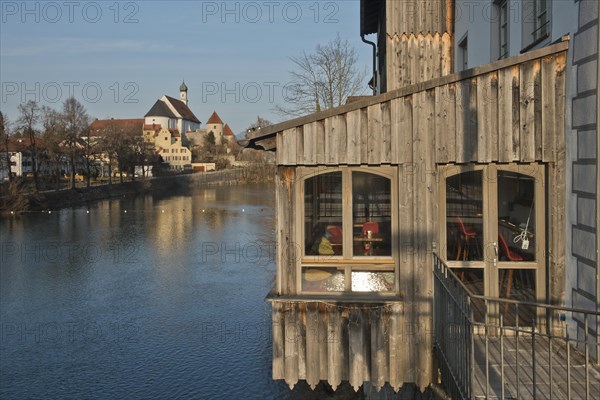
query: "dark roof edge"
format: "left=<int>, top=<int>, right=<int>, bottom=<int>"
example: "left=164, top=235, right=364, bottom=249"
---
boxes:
left=247, top=40, right=569, bottom=143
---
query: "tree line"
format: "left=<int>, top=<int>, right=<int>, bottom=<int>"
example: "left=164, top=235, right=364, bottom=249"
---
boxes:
left=0, top=97, right=159, bottom=192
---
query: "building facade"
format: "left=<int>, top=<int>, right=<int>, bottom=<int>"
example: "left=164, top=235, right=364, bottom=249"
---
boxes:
left=247, top=0, right=598, bottom=394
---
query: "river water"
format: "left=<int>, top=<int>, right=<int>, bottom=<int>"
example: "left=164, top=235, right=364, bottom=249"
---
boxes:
left=0, top=183, right=317, bottom=399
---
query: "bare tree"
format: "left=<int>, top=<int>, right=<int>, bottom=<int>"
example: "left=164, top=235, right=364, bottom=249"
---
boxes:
left=61, top=97, right=90, bottom=190
left=276, top=34, right=367, bottom=117
left=41, top=107, right=67, bottom=191
left=16, top=100, right=42, bottom=191
left=0, top=111, right=12, bottom=182
left=245, top=116, right=273, bottom=139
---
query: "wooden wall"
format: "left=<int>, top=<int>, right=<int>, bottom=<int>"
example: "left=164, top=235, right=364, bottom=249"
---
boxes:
left=385, top=33, right=453, bottom=92
left=272, top=302, right=415, bottom=392
left=385, top=0, right=453, bottom=37
left=267, top=44, right=568, bottom=393
left=276, top=51, right=566, bottom=167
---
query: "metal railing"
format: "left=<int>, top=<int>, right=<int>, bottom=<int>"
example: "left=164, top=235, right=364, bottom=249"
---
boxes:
left=433, top=253, right=600, bottom=400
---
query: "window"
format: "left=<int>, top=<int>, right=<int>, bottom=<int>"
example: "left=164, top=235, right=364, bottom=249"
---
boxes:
left=533, top=0, right=549, bottom=41
left=458, top=35, right=468, bottom=71
left=498, top=0, right=509, bottom=59
left=299, top=168, right=396, bottom=294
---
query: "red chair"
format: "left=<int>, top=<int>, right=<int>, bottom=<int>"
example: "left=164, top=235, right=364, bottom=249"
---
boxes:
left=454, top=214, right=477, bottom=260
left=498, top=233, right=524, bottom=262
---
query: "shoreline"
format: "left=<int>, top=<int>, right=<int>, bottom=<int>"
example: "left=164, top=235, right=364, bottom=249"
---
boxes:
left=0, top=165, right=275, bottom=214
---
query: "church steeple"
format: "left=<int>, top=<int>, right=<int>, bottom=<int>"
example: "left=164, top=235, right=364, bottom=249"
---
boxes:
left=180, top=80, right=188, bottom=105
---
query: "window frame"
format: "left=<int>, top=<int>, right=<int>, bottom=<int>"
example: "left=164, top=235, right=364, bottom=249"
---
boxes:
left=498, top=0, right=509, bottom=59
left=295, top=166, right=398, bottom=295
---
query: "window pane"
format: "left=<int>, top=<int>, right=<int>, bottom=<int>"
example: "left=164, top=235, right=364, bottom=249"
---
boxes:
left=446, top=171, right=484, bottom=261
left=304, top=172, right=343, bottom=256
left=351, top=271, right=395, bottom=292
left=302, top=267, right=345, bottom=292
left=451, top=268, right=485, bottom=322
left=352, top=172, right=392, bottom=257
left=497, top=171, right=536, bottom=261
left=499, top=269, right=536, bottom=326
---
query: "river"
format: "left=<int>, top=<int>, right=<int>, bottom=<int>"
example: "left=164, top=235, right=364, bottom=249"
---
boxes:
left=0, top=183, right=316, bottom=399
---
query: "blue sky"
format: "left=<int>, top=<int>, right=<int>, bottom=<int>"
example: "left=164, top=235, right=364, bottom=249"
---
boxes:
left=0, top=0, right=372, bottom=135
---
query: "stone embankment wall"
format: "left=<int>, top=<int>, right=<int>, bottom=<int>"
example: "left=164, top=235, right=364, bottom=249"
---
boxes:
left=0, top=165, right=275, bottom=213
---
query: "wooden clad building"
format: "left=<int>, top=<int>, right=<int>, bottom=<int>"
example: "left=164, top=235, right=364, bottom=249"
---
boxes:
left=246, top=0, right=571, bottom=393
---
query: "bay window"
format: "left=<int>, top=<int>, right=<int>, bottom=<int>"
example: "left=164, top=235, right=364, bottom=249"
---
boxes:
left=298, top=167, right=397, bottom=294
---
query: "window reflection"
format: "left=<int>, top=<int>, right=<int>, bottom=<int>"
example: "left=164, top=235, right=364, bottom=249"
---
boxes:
left=352, top=172, right=392, bottom=257
left=304, top=172, right=343, bottom=256
left=499, top=269, right=536, bottom=326
left=302, top=267, right=345, bottom=292
left=446, top=171, right=484, bottom=261
left=351, top=271, right=395, bottom=292
left=497, top=171, right=535, bottom=262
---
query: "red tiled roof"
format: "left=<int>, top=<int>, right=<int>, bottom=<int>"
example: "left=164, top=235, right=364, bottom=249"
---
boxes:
left=5, top=137, right=40, bottom=152
left=223, top=124, right=235, bottom=136
left=164, top=96, right=200, bottom=123
left=88, top=119, right=144, bottom=136
left=144, top=124, right=162, bottom=132
left=206, top=111, right=224, bottom=125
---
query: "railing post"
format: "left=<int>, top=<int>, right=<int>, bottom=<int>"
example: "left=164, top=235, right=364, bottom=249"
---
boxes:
left=532, top=318, right=537, bottom=399
left=500, top=314, right=505, bottom=400
left=585, top=315, right=589, bottom=400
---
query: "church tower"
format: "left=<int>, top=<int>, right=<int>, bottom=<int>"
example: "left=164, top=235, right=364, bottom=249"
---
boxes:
left=179, top=81, right=188, bottom=105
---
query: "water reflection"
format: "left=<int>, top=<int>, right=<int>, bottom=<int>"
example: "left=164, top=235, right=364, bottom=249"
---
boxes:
left=0, top=183, right=324, bottom=399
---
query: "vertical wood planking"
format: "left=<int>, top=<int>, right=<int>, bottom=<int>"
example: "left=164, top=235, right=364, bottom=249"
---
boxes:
left=349, top=308, right=369, bottom=391
left=541, top=55, right=557, bottom=162
left=441, top=32, right=452, bottom=76
left=297, top=305, right=307, bottom=380
left=284, top=303, right=299, bottom=389
left=276, top=131, right=284, bottom=165
left=303, top=122, right=316, bottom=165
left=336, top=115, right=348, bottom=165
left=295, top=126, right=304, bottom=165
left=368, top=104, right=383, bottom=165
left=388, top=304, right=401, bottom=391
left=272, top=302, right=285, bottom=380
left=454, top=80, right=467, bottom=163
left=360, top=108, right=369, bottom=164
left=305, top=303, right=320, bottom=389
left=318, top=307, right=328, bottom=381
left=324, top=117, right=336, bottom=165
left=401, top=97, right=415, bottom=164
left=381, top=101, right=392, bottom=164
left=498, top=67, right=518, bottom=162
left=520, top=60, right=539, bottom=162
left=370, top=308, right=388, bottom=390
left=435, top=85, right=448, bottom=163
left=276, top=168, right=296, bottom=294
left=282, top=129, right=297, bottom=165
left=476, top=72, right=499, bottom=162
left=327, top=307, right=343, bottom=391
left=549, top=52, right=567, bottom=303
left=346, top=109, right=361, bottom=165
left=315, top=120, right=326, bottom=165
left=390, top=98, right=401, bottom=164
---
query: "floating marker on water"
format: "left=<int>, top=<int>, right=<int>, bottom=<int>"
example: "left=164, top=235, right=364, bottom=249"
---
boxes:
left=48, top=211, right=52, bottom=214
left=162, top=210, right=165, bottom=213
left=242, top=209, right=245, bottom=212
left=124, top=210, right=127, bottom=213
left=86, top=210, right=90, bottom=214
